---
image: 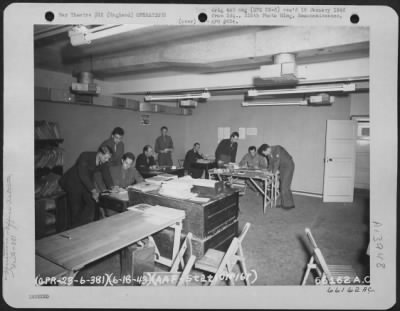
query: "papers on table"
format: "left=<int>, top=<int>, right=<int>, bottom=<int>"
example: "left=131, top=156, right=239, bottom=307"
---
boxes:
left=128, top=182, right=160, bottom=193
left=156, top=177, right=211, bottom=202
left=177, top=175, right=217, bottom=188
left=145, top=174, right=177, bottom=185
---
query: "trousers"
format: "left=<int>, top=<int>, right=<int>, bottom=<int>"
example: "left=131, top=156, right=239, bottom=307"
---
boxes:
left=280, top=161, right=295, bottom=208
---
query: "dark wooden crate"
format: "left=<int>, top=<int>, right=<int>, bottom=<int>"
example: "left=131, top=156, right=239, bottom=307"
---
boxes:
left=99, top=195, right=130, bottom=213
left=129, top=190, right=238, bottom=239
left=152, top=220, right=238, bottom=258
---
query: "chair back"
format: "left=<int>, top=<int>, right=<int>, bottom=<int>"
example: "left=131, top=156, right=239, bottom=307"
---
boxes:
left=238, top=222, right=251, bottom=244
left=171, top=232, right=193, bottom=273
left=305, top=228, right=332, bottom=280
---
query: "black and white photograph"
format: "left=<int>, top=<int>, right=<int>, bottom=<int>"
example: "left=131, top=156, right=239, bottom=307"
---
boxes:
left=3, top=3, right=398, bottom=309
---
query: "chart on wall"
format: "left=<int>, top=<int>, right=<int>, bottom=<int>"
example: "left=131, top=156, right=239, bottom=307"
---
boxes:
left=217, top=127, right=231, bottom=142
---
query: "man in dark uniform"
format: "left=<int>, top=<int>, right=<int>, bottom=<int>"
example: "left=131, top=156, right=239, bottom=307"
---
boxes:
left=258, top=144, right=295, bottom=210
left=215, top=132, right=239, bottom=166
left=59, top=146, right=114, bottom=227
left=183, top=142, right=205, bottom=178
left=154, top=126, right=174, bottom=166
left=99, top=127, right=125, bottom=166
left=136, top=145, right=157, bottom=172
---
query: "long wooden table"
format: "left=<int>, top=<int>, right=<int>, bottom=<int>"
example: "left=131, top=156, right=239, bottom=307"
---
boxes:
left=36, top=205, right=185, bottom=282
left=209, top=168, right=280, bottom=213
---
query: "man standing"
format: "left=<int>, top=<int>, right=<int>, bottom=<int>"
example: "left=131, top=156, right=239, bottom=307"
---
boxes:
left=59, top=146, right=114, bottom=227
left=155, top=126, right=174, bottom=166
left=215, top=132, right=239, bottom=166
left=183, top=142, right=205, bottom=178
left=258, top=144, right=295, bottom=210
left=100, top=127, right=125, bottom=166
left=239, top=146, right=266, bottom=169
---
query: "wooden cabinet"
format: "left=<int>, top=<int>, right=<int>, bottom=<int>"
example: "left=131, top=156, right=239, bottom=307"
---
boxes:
left=128, top=189, right=239, bottom=239
left=128, top=189, right=239, bottom=257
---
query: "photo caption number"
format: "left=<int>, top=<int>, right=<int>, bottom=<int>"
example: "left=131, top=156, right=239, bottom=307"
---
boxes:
left=372, top=221, right=385, bottom=269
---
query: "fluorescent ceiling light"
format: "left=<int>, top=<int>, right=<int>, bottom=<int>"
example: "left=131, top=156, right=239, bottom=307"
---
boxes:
left=144, top=91, right=211, bottom=102
left=242, top=100, right=308, bottom=107
left=247, top=83, right=356, bottom=97
left=69, top=24, right=152, bottom=46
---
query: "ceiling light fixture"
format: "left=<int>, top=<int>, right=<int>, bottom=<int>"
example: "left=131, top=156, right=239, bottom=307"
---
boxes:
left=68, top=24, right=152, bottom=46
left=144, top=91, right=211, bottom=102
left=247, top=83, right=356, bottom=97
left=242, top=100, right=308, bottom=107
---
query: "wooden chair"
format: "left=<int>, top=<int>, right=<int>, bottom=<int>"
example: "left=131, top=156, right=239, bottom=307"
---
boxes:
left=178, top=159, right=185, bottom=168
left=143, top=233, right=196, bottom=286
left=301, top=228, right=357, bottom=285
left=195, top=222, right=251, bottom=286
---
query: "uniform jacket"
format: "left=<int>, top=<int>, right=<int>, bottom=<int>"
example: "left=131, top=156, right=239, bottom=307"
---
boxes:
left=135, top=153, right=156, bottom=171
left=59, top=152, right=113, bottom=193
left=155, top=135, right=174, bottom=166
left=183, top=149, right=204, bottom=171
left=268, top=145, right=294, bottom=173
left=109, top=165, right=144, bottom=188
left=239, top=153, right=266, bottom=169
left=215, top=139, right=238, bottom=163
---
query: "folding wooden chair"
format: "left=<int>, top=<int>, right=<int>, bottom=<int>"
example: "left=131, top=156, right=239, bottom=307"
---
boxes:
left=143, top=233, right=196, bottom=286
left=301, top=228, right=357, bottom=285
left=195, top=222, right=251, bottom=286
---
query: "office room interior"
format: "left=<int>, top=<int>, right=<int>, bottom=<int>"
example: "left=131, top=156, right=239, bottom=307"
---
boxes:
left=34, top=25, right=370, bottom=286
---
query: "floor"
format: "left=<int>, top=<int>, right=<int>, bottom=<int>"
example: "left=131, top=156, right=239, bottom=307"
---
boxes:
left=73, top=188, right=370, bottom=286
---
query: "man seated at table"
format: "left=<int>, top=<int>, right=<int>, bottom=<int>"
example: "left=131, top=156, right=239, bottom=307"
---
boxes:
left=109, top=152, right=144, bottom=189
left=136, top=145, right=157, bottom=172
left=183, top=142, right=205, bottom=178
left=239, top=146, right=266, bottom=169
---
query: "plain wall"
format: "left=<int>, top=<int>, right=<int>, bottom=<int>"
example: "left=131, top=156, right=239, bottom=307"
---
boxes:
left=183, top=96, right=351, bottom=194
left=350, top=93, right=369, bottom=116
left=35, top=101, right=187, bottom=170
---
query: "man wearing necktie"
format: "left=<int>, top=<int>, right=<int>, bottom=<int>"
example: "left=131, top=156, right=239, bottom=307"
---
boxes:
left=99, top=127, right=125, bottom=166
left=155, top=126, right=174, bottom=166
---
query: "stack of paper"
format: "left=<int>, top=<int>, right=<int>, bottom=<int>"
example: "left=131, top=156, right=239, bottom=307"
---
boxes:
left=128, top=182, right=160, bottom=192
left=145, top=174, right=176, bottom=185
left=159, top=180, right=197, bottom=200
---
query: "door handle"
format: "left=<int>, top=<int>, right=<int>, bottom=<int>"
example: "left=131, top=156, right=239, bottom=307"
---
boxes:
left=327, top=158, right=333, bottom=162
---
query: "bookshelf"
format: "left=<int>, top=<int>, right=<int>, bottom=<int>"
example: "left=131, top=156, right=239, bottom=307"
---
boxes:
left=35, top=121, right=69, bottom=239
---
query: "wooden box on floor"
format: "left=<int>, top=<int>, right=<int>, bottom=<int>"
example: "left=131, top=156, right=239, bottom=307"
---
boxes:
left=120, top=243, right=155, bottom=286
left=153, top=220, right=238, bottom=258
left=35, top=192, right=69, bottom=239
left=128, top=189, right=239, bottom=239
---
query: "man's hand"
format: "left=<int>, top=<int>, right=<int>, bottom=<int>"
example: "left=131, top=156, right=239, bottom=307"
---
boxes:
left=91, top=189, right=99, bottom=202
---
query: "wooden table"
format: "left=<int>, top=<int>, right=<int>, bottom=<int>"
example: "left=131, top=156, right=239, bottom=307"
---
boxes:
left=36, top=205, right=185, bottom=283
left=209, top=168, right=280, bottom=213
left=138, top=167, right=185, bottom=179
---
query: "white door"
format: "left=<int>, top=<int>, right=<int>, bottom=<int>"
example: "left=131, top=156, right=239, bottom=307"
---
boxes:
left=323, top=120, right=357, bottom=202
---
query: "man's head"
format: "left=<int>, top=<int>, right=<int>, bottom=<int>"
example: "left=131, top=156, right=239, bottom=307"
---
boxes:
left=97, top=145, right=113, bottom=164
left=143, top=145, right=153, bottom=157
left=258, top=144, right=271, bottom=157
left=121, top=152, right=135, bottom=170
left=248, top=146, right=257, bottom=157
left=161, top=126, right=168, bottom=136
left=111, top=127, right=124, bottom=145
left=193, top=142, right=200, bottom=153
left=230, top=132, right=239, bottom=144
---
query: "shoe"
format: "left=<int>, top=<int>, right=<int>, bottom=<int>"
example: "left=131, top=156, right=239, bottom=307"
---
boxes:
left=281, top=205, right=295, bottom=210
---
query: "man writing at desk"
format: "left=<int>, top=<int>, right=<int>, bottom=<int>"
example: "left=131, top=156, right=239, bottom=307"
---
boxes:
left=239, top=146, right=266, bottom=169
left=183, top=142, right=205, bottom=178
left=136, top=145, right=157, bottom=172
